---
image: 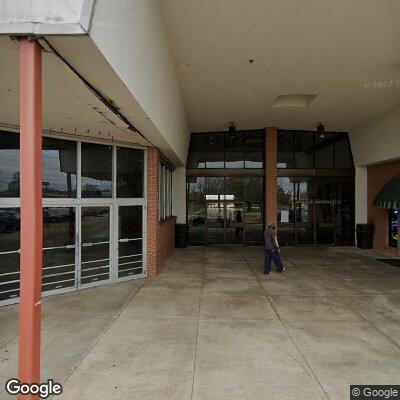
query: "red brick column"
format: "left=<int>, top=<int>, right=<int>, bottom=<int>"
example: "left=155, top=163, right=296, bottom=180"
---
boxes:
left=147, top=147, right=160, bottom=277
left=265, top=127, right=278, bottom=227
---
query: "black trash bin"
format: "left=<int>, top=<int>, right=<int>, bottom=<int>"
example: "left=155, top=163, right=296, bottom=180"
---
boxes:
left=175, top=224, right=188, bottom=248
left=356, top=224, right=374, bottom=249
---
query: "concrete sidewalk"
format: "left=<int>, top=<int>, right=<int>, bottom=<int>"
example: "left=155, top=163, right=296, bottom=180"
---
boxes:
left=1, top=247, right=400, bottom=399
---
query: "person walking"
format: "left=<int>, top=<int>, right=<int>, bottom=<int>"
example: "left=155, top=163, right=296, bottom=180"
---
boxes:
left=264, top=221, right=285, bottom=274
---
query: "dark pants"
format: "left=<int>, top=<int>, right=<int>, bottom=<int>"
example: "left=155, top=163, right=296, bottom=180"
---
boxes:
left=264, top=249, right=284, bottom=273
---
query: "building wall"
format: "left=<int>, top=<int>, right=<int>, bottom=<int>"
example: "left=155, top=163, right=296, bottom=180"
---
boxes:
left=350, top=106, right=400, bottom=167
left=89, top=0, right=190, bottom=165
left=157, top=217, right=176, bottom=271
left=147, top=147, right=176, bottom=277
left=367, top=159, right=400, bottom=255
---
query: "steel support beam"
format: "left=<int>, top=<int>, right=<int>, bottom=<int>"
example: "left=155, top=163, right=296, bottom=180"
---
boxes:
left=19, top=38, right=43, bottom=400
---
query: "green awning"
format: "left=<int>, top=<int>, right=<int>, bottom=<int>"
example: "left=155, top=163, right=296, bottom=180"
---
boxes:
left=373, top=174, right=400, bottom=209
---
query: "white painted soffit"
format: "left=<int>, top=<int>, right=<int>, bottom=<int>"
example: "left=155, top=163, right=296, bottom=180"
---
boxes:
left=0, top=35, right=150, bottom=148
left=0, top=0, right=96, bottom=35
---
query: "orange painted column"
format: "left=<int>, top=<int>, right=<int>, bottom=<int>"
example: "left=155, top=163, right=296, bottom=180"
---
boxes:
left=265, top=128, right=278, bottom=227
left=19, top=38, right=43, bottom=399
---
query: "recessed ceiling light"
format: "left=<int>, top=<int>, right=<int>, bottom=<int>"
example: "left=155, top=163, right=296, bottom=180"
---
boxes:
left=272, top=94, right=317, bottom=108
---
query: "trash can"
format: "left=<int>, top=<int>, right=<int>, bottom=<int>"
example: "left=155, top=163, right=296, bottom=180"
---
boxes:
left=175, top=224, right=188, bottom=248
left=356, top=224, right=374, bottom=249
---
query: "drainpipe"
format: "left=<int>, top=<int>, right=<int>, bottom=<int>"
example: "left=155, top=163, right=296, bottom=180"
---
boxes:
left=19, top=37, right=43, bottom=399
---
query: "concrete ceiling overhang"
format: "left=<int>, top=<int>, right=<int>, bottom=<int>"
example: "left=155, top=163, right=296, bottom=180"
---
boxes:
left=0, top=35, right=187, bottom=165
left=0, top=35, right=152, bottom=148
left=160, top=0, right=400, bottom=133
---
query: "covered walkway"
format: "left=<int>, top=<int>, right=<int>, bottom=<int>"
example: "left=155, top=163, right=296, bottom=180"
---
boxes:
left=1, top=247, right=400, bottom=399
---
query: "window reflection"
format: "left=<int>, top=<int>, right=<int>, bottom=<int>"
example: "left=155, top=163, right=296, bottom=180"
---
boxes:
left=118, top=206, right=143, bottom=278
left=43, top=207, right=76, bottom=292
left=278, top=130, right=354, bottom=170
left=244, top=177, right=264, bottom=244
left=244, top=132, right=264, bottom=168
left=277, top=177, right=295, bottom=245
left=187, top=130, right=264, bottom=170
left=117, top=147, right=144, bottom=198
left=0, top=133, right=20, bottom=197
left=81, top=143, right=112, bottom=198
left=225, top=132, right=244, bottom=168
left=315, top=133, right=335, bottom=168
left=294, top=132, right=314, bottom=168
left=42, top=137, right=77, bottom=198
left=187, top=177, right=205, bottom=202
left=188, top=202, right=206, bottom=245
left=187, top=134, right=206, bottom=168
left=334, top=133, right=353, bottom=168
left=206, top=133, right=224, bottom=168
left=277, top=131, right=294, bottom=168
left=0, top=208, right=20, bottom=301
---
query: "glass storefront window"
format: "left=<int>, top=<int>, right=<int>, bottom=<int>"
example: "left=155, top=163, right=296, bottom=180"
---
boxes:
left=0, top=134, right=147, bottom=305
left=117, top=147, right=144, bottom=198
left=335, top=133, right=354, bottom=168
left=244, top=132, right=264, bottom=168
left=294, top=177, right=314, bottom=244
left=244, top=177, right=264, bottom=244
left=188, top=202, right=206, bottom=245
left=187, top=130, right=264, bottom=170
left=294, top=131, right=314, bottom=168
left=389, top=209, right=398, bottom=248
left=225, top=176, right=244, bottom=202
left=206, top=176, right=224, bottom=198
left=42, top=137, right=77, bottom=198
left=0, top=133, right=20, bottom=197
left=0, top=208, right=20, bottom=301
left=277, top=177, right=295, bottom=245
left=277, top=131, right=294, bottom=168
left=187, top=176, right=265, bottom=246
left=187, top=176, right=205, bottom=202
left=278, top=130, right=353, bottom=170
left=81, top=143, right=112, bottom=198
left=206, top=133, right=224, bottom=168
left=225, top=131, right=244, bottom=168
left=187, top=134, right=206, bottom=168
left=314, top=133, right=335, bottom=168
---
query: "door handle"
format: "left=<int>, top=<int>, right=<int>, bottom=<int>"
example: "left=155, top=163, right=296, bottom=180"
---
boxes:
left=119, top=239, right=129, bottom=243
left=82, top=242, right=93, bottom=247
left=65, top=245, right=76, bottom=249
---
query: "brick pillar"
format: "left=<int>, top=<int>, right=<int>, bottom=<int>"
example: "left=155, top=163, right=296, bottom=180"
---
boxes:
left=265, top=127, right=278, bottom=227
left=147, top=147, right=160, bottom=277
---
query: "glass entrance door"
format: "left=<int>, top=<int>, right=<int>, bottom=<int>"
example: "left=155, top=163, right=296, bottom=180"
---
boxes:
left=294, top=178, right=315, bottom=245
left=206, top=201, right=225, bottom=244
left=205, top=177, right=246, bottom=246
left=117, top=206, right=144, bottom=280
left=80, top=206, right=111, bottom=287
left=43, top=207, right=76, bottom=293
left=226, top=202, right=244, bottom=244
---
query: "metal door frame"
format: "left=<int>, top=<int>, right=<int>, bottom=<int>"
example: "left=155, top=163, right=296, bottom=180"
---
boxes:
left=0, top=138, right=148, bottom=307
left=205, top=176, right=245, bottom=246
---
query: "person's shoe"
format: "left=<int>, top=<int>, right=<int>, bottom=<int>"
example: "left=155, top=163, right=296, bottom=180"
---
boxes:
left=282, top=267, right=286, bottom=272
left=263, top=271, right=270, bottom=275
